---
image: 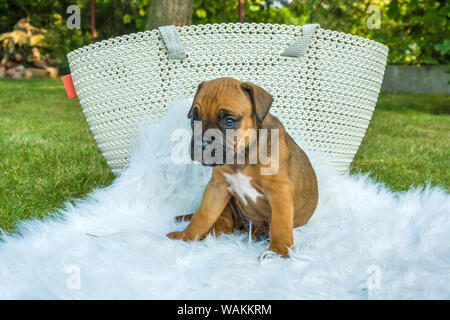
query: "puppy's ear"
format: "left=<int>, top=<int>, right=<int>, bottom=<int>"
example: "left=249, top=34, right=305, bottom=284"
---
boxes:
left=187, top=82, right=204, bottom=118
left=241, top=82, right=273, bottom=123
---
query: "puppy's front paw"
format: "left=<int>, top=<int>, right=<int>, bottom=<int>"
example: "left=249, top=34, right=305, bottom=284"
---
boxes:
left=167, top=231, right=186, bottom=240
left=258, top=245, right=291, bottom=260
left=268, top=244, right=290, bottom=258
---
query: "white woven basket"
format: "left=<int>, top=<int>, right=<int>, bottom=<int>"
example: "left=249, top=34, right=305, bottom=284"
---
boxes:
left=67, top=23, right=388, bottom=174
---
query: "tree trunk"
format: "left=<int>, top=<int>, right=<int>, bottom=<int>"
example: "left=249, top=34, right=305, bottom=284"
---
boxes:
left=91, top=0, right=97, bottom=43
left=146, top=0, right=193, bottom=30
left=238, top=0, right=245, bottom=23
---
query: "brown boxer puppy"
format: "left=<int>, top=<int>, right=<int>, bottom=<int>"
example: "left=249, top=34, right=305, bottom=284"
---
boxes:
left=167, top=77, right=318, bottom=257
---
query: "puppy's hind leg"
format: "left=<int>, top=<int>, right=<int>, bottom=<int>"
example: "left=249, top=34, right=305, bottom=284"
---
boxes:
left=173, top=204, right=234, bottom=237
left=209, top=202, right=235, bottom=237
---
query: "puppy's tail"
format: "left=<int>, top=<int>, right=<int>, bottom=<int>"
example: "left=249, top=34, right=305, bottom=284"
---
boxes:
left=175, top=213, right=194, bottom=222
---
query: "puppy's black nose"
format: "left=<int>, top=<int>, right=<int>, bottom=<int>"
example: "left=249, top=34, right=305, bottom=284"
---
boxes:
left=202, top=140, right=211, bottom=149
left=201, top=136, right=215, bottom=150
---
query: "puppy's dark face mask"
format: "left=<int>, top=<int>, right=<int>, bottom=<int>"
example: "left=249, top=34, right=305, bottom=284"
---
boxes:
left=187, top=77, right=273, bottom=166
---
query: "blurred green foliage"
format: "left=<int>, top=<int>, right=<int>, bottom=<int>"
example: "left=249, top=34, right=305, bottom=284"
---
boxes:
left=1, top=0, right=449, bottom=72
left=0, top=0, right=148, bottom=74
left=385, top=0, right=449, bottom=65
left=192, top=0, right=449, bottom=66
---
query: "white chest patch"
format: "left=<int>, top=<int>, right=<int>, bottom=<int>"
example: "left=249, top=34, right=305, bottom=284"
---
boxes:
left=223, top=171, right=263, bottom=205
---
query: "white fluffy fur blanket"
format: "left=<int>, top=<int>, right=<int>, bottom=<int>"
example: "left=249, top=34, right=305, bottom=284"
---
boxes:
left=0, top=98, right=449, bottom=299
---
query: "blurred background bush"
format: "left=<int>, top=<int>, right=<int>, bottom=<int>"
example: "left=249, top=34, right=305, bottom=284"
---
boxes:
left=0, top=0, right=449, bottom=76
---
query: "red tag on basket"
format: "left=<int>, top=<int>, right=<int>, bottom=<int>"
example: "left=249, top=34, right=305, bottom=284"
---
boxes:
left=61, top=74, right=77, bottom=99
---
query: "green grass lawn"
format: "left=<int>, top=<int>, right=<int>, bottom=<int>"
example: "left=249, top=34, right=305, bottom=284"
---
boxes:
left=0, top=78, right=449, bottom=233
left=0, top=79, right=115, bottom=232
left=351, top=91, right=449, bottom=190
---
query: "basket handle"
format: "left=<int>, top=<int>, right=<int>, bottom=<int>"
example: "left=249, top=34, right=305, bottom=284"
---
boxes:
left=281, top=24, right=320, bottom=58
left=158, top=25, right=186, bottom=60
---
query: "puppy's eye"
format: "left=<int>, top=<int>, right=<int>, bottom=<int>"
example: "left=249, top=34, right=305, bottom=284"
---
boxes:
left=224, top=118, right=236, bottom=128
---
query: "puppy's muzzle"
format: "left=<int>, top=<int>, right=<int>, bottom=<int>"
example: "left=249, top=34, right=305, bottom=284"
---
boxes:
left=201, top=140, right=212, bottom=149
left=190, top=136, right=224, bottom=167
left=194, top=137, right=214, bottom=150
